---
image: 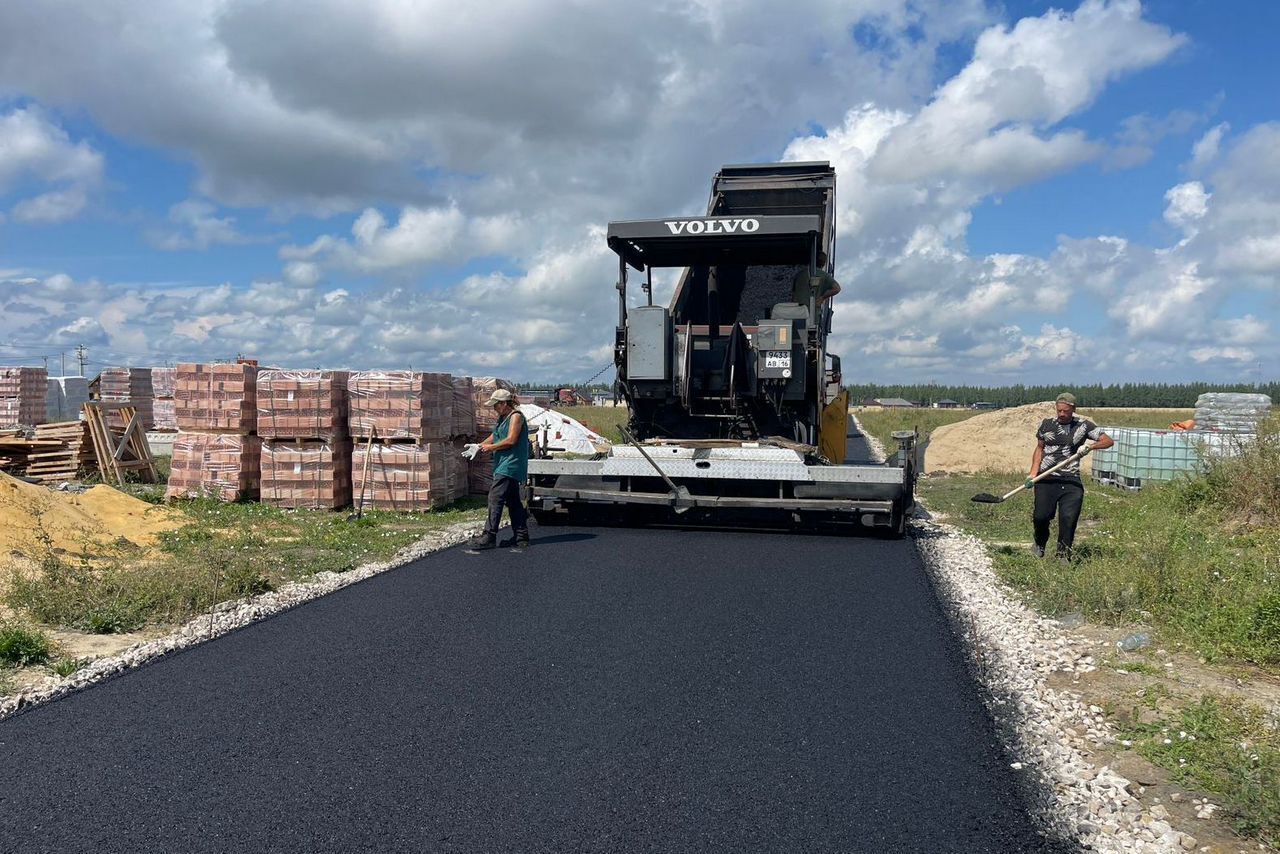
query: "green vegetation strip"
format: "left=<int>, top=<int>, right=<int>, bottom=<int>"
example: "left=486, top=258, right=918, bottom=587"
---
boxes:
left=920, top=418, right=1280, bottom=845
left=554, top=405, right=628, bottom=444
left=6, top=497, right=487, bottom=635
left=1117, top=690, right=1280, bottom=848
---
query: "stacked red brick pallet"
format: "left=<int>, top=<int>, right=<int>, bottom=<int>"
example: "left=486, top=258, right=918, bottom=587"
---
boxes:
left=259, top=370, right=352, bottom=509
left=166, top=363, right=260, bottom=501
left=99, top=367, right=155, bottom=429
left=0, top=366, right=48, bottom=427
left=151, top=367, right=177, bottom=431
left=349, top=370, right=466, bottom=511
left=471, top=377, right=517, bottom=433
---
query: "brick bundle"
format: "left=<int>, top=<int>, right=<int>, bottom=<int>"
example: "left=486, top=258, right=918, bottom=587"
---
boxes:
left=451, top=376, right=476, bottom=438
left=0, top=366, right=48, bottom=427
left=175, top=363, right=258, bottom=433
left=153, top=398, right=176, bottom=431
left=151, top=367, right=177, bottom=430
left=348, top=371, right=452, bottom=440
left=99, top=367, right=155, bottom=428
left=471, top=377, right=516, bottom=433
left=151, top=367, right=176, bottom=398
left=257, top=370, right=349, bottom=440
left=166, top=433, right=262, bottom=501
left=468, top=456, right=494, bottom=496
left=352, top=442, right=462, bottom=511
left=261, top=440, right=352, bottom=509
left=46, top=376, right=89, bottom=422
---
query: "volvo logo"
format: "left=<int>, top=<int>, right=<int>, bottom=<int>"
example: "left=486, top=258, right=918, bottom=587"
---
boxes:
left=663, top=218, right=760, bottom=235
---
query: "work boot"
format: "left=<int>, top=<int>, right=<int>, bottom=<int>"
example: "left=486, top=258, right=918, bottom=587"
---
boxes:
left=1056, top=546, right=1073, bottom=565
left=1032, top=544, right=1046, bottom=558
left=502, top=535, right=530, bottom=553
left=466, top=533, right=496, bottom=553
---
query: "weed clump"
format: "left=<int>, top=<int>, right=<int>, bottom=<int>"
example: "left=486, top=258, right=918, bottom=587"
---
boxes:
left=1198, top=415, right=1280, bottom=527
left=0, top=621, right=53, bottom=667
left=1120, top=694, right=1280, bottom=848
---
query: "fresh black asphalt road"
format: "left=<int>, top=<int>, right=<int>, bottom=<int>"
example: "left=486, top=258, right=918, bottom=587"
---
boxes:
left=0, top=435, right=1069, bottom=852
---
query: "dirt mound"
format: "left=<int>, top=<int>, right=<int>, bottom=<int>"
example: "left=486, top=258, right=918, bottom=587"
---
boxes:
left=925, top=402, right=1096, bottom=476
left=0, top=473, right=187, bottom=560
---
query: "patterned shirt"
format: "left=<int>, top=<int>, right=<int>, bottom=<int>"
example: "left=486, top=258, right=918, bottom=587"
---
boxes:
left=1036, top=416, right=1103, bottom=482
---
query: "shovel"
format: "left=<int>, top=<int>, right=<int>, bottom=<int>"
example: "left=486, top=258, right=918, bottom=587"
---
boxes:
left=971, top=448, right=1088, bottom=504
left=619, top=426, right=694, bottom=514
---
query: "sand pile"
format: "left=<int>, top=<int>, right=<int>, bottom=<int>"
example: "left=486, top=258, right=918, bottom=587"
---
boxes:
left=0, top=473, right=187, bottom=560
left=925, top=402, right=1096, bottom=476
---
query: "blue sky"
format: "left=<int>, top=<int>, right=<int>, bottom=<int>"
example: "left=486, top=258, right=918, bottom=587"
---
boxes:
left=0, top=0, right=1277, bottom=384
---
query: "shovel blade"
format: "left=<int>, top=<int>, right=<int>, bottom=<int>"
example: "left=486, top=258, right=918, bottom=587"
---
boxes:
left=970, top=493, right=1003, bottom=504
left=671, top=485, right=694, bottom=514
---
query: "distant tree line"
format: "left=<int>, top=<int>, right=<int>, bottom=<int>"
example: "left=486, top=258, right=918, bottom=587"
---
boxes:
left=845, top=382, right=1280, bottom=408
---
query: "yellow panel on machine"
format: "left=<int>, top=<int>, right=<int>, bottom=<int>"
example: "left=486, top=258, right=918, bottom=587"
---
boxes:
left=819, top=390, right=849, bottom=464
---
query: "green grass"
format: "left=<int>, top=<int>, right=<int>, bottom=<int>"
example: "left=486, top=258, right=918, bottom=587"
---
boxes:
left=6, top=496, right=487, bottom=634
left=0, top=621, right=53, bottom=667
left=556, top=405, right=628, bottom=444
left=853, top=407, right=978, bottom=451
left=1118, top=694, right=1280, bottom=847
left=922, top=471, right=1280, bottom=664
left=925, top=420, right=1280, bottom=847
left=50, top=656, right=82, bottom=677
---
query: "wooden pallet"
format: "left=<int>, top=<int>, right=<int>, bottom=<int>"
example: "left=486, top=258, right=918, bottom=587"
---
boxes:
left=22, top=420, right=91, bottom=482
left=82, top=402, right=158, bottom=486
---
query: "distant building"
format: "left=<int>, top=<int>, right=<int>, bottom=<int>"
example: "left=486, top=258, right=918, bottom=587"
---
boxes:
left=591, top=392, right=615, bottom=407
left=934, top=399, right=961, bottom=409
left=972, top=401, right=999, bottom=410
left=521, top=388, right=555, bottom=406
left=874, top=397, right=916, bottom=408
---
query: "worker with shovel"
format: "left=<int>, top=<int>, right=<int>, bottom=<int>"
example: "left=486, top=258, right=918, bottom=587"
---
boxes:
left=1028, top=393, right=1113, bottom=561
left=462, top=389, right=531, bottom=553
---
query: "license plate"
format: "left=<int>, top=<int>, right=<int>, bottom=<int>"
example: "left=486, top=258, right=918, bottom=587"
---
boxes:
left=765, top=351, right=791, bottom=369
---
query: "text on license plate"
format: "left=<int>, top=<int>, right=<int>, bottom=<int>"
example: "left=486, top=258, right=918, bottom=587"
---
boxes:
left=765, top=351, right=791, bottom=369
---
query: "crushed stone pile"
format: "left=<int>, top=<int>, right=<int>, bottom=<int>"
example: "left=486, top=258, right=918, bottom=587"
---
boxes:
left=0, top=472, right=187, bottom=560
left=925, top=402, right=1095, bottom=476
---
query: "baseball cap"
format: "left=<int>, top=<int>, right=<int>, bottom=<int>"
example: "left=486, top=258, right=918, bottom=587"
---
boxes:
left=486, top=388, right=515, bottom=405
left=1056, top=392, right=1076, bottom=406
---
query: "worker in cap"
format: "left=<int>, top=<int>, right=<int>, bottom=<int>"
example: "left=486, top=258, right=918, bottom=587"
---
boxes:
left=1026, top=392, right=1113, bottom=561
left=463, top=388, right=531, bottom=553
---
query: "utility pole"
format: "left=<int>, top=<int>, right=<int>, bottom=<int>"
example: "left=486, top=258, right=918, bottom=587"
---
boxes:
left=60, top=351, right=66, bottom=376
left=75, top=344, right=88, bottom=377
left=42, top=355, right=48, bottom=371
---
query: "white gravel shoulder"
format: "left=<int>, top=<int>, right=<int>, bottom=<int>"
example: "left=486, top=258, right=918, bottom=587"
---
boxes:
left=914, top=520, right=1198, bottom=852
left=848, top=416, right=1198, bottom=852
left=0, top=520, right=479, bottom=722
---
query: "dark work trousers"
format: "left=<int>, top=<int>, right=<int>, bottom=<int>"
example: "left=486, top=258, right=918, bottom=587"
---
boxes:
left=485, top=475, right=529, bottom=540
left=1033, top=479, right=1085, bottom=555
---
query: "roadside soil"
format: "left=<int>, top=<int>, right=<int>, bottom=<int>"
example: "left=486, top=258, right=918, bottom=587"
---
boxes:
left=1051, top=620, right=1279, bottom=852
left=924, top=404, right=1192, bottom=475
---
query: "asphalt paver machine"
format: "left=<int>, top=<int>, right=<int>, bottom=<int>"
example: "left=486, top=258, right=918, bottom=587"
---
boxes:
left=528, top=162, right=917, bottom=535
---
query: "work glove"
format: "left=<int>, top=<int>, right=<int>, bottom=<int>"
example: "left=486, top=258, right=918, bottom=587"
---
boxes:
left=1024, top=477, right=1035, bottom=490
left=461, top=443, right=481, bottom=461
left=1077, top=444, right=1092, bottom=456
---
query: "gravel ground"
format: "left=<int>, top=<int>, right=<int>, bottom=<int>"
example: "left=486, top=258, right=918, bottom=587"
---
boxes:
left=847, top=415, right=1202, bottom=852
left=0, top=520, right=480, bottom=722
left=914, top=522, right=1201, bottom=852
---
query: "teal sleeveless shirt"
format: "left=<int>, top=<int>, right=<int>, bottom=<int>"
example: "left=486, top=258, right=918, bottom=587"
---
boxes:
left=492, top=412, right=530, bottom=481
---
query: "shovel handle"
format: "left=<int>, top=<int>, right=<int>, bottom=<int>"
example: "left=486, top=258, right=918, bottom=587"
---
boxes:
left=1003, top=448, right=1088, bottom=500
